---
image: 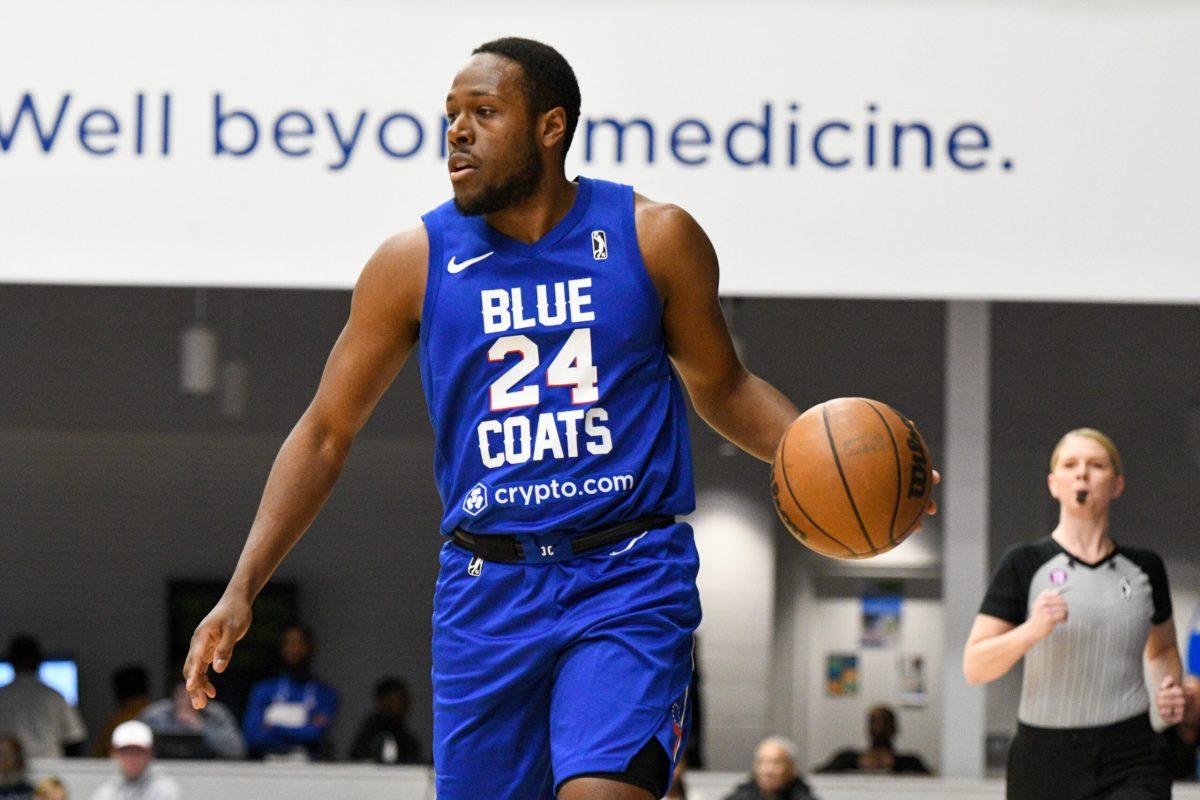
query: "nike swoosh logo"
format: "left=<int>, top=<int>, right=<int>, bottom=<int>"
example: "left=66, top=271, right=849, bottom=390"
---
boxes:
left=447, top=251, right=494, bottom=274
left=609, top=531, right=648, bottom=557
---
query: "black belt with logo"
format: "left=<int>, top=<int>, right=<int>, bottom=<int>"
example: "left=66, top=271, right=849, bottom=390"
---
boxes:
left=452, top=514, right=676, bottom=564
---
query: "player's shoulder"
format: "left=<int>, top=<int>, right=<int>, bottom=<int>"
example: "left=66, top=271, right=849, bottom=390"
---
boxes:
left=633, top=193, right=706, bottom=247
left=631, top=193, right=716, bottom=297
left=354, top=224, right=429, bottom=320
left=364, top=224, right=429, bottom=280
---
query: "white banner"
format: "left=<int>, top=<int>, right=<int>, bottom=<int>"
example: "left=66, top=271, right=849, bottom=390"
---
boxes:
left=1, top=1, right=1197, bottom=302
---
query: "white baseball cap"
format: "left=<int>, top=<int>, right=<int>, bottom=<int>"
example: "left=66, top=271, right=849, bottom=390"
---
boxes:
left=111, top=720, right=154, bottom=750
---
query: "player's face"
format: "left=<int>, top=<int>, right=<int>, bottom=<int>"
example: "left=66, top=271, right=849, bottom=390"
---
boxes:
left=1047, top=435, right=1124, bottom=511
left=445, top=54, right=543, bottom=216
left=752, top=743, right=796, bottom=793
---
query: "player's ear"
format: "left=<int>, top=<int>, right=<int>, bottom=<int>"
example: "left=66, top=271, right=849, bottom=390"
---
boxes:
left=1112, top=474, right=1125, bottom=499
left=1046, top=472, right=1059, bottom=500
left=539, top=107, right=566, bottom=152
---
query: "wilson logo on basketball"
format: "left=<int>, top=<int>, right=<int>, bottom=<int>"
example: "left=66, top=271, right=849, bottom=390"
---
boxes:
left=899, top=416, right=930, bottom=499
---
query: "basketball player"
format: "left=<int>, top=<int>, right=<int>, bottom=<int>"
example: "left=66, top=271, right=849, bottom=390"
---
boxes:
left=183, top=38, right=936, bottom=799
left=964, top=429, right=1185, bottom=800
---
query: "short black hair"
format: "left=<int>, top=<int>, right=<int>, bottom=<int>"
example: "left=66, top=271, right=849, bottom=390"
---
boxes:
left=7, top=635, right=42, bottom=673
left=374, top=676, right=409, bottom=700
left=112, top=664, right=149, bottom=701
left=472, top=37, right=581, bottom=160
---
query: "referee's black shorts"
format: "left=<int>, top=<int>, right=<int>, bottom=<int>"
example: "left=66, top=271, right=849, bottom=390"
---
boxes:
left=1007, top=712, right=1171, bottom=800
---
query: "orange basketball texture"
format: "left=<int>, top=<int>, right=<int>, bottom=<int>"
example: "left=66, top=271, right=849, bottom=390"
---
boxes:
left=771, top=397, right=933, bottom=560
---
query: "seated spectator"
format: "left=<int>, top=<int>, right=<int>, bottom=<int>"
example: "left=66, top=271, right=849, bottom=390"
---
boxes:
left=242, top=624, right=338, bottom=761
left=0, top=735, right=35, bottom=800
left=90, top=721, right=179, bottom=800
left=1164, top=675, right=1200, bottom=781
left=93, top=665, right=152, bottom=757
left=140, top=670, right=244, bottom=760
left=722, top=736, right=817, bottom=800
left=815, top=704, right=930, bottom=775
left=349, top=677, right=422, bottom=764
left=0, top=637, right=86, bottom=758
left=32, top=779, right=67, bottom=800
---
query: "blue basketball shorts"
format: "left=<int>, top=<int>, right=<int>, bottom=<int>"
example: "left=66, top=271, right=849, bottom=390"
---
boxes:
left=430, top=521, right=701, bottom=800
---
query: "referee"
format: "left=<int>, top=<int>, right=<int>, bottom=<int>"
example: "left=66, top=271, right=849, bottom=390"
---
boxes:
left=963, top=428, right=1187, bottom=799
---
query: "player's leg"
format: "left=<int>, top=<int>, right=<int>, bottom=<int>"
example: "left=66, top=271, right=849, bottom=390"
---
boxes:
left=550, top=522, right=701, bottom=800
left=432, top=542, right=558, bottom=800
left=557, top=776, right=656, bottom=800
left=557, top=738, right=670, bottom=800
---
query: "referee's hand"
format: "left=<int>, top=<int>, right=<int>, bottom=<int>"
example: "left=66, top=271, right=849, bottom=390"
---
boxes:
left=1157, top=676, right=1185, bottom=726
left=1027, top=589, right=1068, bottom=640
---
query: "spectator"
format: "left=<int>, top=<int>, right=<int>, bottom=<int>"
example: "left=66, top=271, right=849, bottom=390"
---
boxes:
left=0, top=637, right=86, bottom=758
left=349, top=677, right=422, bottom=764
left=815, top=705, right=931, bottom=775
left=90, top=721, right=179, bottom=800
left=93, top=665, right=152, bottom=757
left=242, top=624, right=338, bottom=761
left=140, top=672, right=244, bottom=760
left=722, top=737, right=817, bottom=800
left=1164, top=674, right=1200, bottom=781
left=32, top=778, right=67, bottom=800
left=0, top=735, right=35, bottom=800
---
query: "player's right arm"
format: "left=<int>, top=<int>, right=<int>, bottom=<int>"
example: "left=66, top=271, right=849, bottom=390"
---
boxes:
left=185, top=226, right=428, bottom=709
left=962, top=590, right=1067, bottom=685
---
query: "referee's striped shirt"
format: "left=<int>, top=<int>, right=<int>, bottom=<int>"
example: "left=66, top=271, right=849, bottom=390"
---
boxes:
left=980, top=538, right=1172, bottom=728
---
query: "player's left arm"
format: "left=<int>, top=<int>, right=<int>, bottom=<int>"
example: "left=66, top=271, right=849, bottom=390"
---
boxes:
left=635, top=195, right=798, bottom=462
left=1146, top=618, right=1186, bottom=725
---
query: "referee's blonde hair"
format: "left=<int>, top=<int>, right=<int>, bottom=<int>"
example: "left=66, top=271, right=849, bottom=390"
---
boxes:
left=1050, top=428, right=1123, bottom=477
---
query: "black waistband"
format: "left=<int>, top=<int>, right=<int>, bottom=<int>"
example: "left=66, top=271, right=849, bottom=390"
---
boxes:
left=452, top=514, right=676, bottom=564
left=1016, top=712, right=1153, bottom=741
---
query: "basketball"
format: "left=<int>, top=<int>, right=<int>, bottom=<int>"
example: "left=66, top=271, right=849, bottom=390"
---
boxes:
left=771, top=397, right=933, bottom=560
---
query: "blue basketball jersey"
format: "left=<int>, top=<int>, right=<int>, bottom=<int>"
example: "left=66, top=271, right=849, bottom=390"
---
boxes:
left=418, top=176, right=695, bottom=536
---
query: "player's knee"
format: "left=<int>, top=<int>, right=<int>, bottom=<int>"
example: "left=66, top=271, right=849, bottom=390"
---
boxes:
left=557, top=776, right=656, bottom=800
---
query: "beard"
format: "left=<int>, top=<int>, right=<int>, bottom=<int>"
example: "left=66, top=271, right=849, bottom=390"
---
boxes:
left=454, top=136, right=544, bottom=217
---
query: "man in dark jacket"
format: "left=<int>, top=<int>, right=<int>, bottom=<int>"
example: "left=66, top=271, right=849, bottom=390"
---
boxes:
left=815, top=705, right=931, bottom=775
left=722, top=736, right=818, bottom=800
left=349, top=677, right=423, bottom=764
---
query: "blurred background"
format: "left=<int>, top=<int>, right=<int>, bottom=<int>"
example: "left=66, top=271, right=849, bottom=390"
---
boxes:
left=2, top=1, right=1198, bottom=798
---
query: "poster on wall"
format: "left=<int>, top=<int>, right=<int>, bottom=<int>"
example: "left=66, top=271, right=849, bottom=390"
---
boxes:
left=897, top=653, right=927, bottom=708
left=825, top=653, right=860, bottom=697
left=861, top=595, right=902, bottom=648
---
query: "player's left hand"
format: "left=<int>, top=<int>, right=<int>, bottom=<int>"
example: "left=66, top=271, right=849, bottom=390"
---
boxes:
left=913, top=470, right=940, bottom=532
left=1157, top=675, right=1186, bottom=725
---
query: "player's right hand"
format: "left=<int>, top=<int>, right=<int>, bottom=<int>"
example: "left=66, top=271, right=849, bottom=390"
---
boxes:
left=1027, top=589, right=1068, bottom=641
left=184, top=596, right=252, bottom=709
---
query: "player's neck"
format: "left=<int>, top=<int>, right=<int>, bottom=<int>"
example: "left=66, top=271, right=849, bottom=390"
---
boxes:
left=484, top=171, right=576, bottom=244
left=1051, top=512, right=1113, bottom=562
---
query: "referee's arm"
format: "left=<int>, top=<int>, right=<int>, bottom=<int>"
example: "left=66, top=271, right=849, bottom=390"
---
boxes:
left=963, top=589, right=1066, bottom=685
left=1146, top=620, right=1185, bottom=725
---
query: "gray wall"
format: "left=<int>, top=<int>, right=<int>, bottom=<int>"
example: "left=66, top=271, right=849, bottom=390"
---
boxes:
left=1, top=285, right=947, bottom=768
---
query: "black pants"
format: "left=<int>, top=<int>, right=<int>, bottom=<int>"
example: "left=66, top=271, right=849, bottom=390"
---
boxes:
left=1007, top=713, right=1171, bottom=800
